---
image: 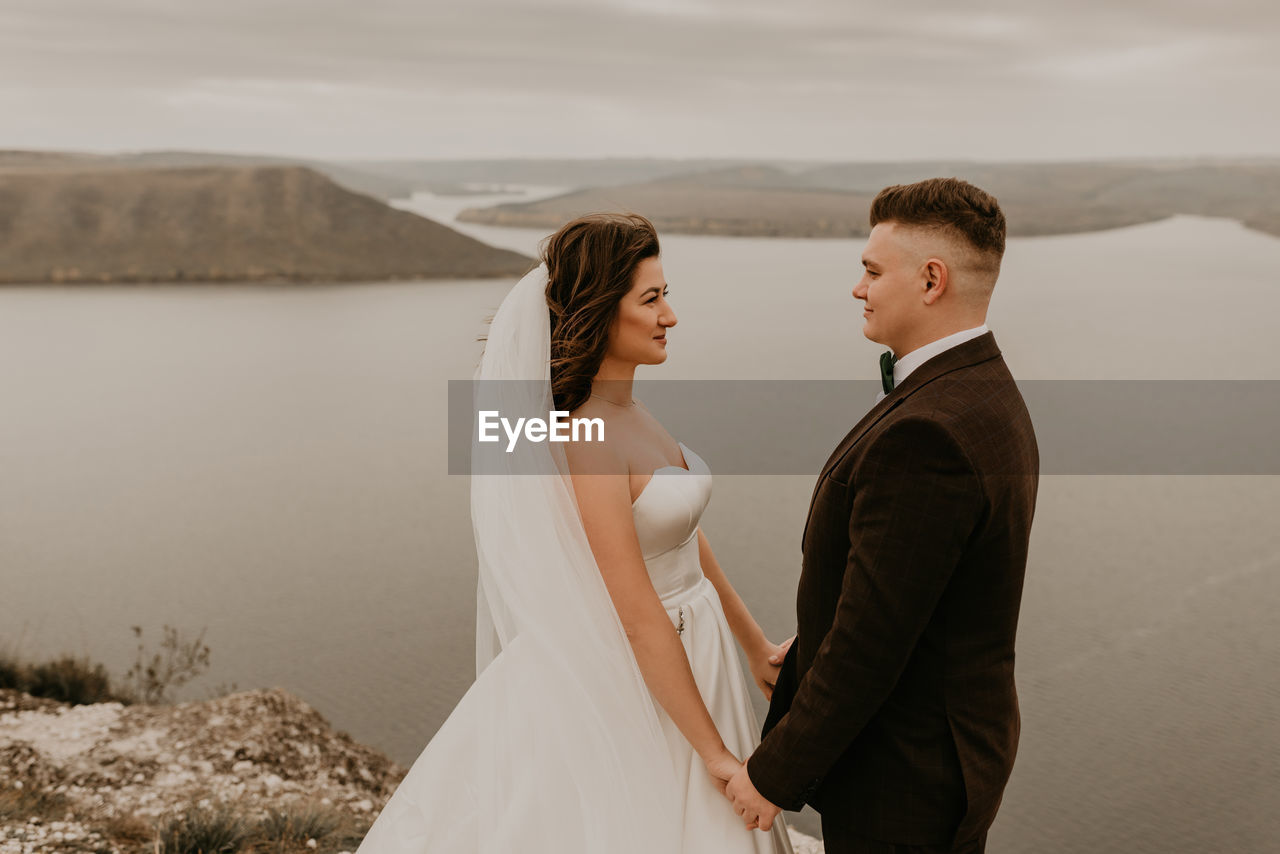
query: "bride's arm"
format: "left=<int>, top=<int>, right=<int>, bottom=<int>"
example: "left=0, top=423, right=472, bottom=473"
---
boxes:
left=698, top=530, right=793, bottom=700
left=567, top=441, right=740, bottom=782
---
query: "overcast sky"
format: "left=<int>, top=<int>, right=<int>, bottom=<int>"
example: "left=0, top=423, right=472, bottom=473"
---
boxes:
left=3, top=0, right=1277, bottom=162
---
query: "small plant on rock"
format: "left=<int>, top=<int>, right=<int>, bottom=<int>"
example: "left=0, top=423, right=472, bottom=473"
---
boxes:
left=26, top=655, right=118, bottom=705
left=122, top=624, right=212, bottom=705
left=257, top=801, right=343, bottom=851
left=0, top=650, right=24, bottom=691
left=99, top=811, right=155, bottom=849
left=157, top=802, right=249, bottom=854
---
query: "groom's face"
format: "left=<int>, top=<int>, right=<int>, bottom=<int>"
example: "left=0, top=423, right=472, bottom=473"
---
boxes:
left=853, top=222, right=927, bottom=353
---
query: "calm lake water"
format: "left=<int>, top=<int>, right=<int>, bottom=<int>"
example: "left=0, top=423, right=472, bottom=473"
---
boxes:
left=2, top=193, right=1278, bottom=851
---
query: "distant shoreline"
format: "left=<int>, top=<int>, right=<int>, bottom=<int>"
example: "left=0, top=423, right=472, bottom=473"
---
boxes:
left=459, top=207, right=1199, bottom=240
left=4, top=153, right=1278, bottom=286
left=0, top=269, right=530, bottom=287
left=450, top=159, right=1280, bottom=243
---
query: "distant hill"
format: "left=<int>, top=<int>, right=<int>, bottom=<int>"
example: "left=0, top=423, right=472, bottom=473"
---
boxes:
left=338, top=157, right=765, bottom=196
left=457, top=166, right=882, bottom=237
left=9, top=152, right=1279, bottom=251
left=0, top=164, right=533, bottom=284
left=0, top=149, right=418, bottom=203
left=456, top=159, right=1280, bottom=240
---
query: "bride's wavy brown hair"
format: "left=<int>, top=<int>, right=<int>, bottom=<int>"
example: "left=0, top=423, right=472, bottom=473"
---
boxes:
left=542, top=213, right=660, bottom=413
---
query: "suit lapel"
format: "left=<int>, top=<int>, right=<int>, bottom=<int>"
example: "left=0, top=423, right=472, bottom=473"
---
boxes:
left=800, top=332, right=1003, bottom=549
left=816, top=391, right=900, bottom=485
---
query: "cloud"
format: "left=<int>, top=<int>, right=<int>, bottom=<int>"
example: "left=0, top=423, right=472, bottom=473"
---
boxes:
left=1, top=0, right=1277, bottom=159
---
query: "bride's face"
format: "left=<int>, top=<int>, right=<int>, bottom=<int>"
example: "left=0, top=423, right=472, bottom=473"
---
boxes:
left=606, top=256, right=677, bottom=366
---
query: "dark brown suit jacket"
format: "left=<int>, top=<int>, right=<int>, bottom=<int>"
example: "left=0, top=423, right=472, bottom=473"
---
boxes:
left=747, top=332, right=1039, bottom=847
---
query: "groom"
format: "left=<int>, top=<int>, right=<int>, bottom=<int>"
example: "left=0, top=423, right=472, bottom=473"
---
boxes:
left=727, top=178, right=1039, bottom=853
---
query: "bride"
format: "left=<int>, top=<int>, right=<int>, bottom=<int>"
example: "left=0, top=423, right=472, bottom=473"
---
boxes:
left=356, top=213, right=794, bottom=853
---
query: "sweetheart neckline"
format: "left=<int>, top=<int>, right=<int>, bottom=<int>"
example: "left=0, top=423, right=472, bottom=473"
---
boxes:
left=631, top=442, right=705, bottom=508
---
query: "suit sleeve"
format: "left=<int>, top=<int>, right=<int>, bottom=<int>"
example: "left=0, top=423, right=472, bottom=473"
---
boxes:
left=747, top=415, right=984, bottom=809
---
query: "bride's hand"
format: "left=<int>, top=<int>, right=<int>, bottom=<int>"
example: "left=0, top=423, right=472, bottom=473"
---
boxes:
left=750, top=635, right=795, bottom=701
left=703, top=750, right=743, bottom=798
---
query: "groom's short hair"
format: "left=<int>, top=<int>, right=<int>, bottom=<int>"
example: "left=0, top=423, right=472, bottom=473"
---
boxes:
left=869, top=178, right=1006, bottom=278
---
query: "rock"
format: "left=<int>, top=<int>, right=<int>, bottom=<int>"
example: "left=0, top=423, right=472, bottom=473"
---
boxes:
left=0, top=687, right=402, bottom=849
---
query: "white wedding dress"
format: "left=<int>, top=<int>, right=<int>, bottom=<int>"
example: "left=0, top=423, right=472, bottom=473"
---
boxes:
left=631, top=443, right=792, bottom=854
left=355, top=265, right=792, bottom=853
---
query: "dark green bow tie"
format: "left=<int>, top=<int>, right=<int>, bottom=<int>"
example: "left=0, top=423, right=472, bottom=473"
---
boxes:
left=880, top=351, right=896, bottom=394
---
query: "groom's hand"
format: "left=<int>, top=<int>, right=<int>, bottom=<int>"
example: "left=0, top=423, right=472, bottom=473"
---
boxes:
left=727, top=763, right=782, bottom=831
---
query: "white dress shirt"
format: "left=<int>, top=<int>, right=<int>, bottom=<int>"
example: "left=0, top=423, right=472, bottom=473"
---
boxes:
left=875, top=324, right=989, bottom=403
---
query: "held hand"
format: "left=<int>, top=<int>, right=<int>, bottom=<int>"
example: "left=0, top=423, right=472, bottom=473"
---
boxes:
left=703, top=750, right=743, bottom=799
left=750, top=635, right=795, bottom=701
left=727, top=763, right=782, bottom=832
